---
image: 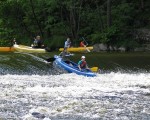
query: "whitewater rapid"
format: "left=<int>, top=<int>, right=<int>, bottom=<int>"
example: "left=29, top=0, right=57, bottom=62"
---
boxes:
left=0, top=73, right=150, bottom=120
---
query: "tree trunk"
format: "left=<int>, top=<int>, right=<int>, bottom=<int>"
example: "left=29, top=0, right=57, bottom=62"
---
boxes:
left=107, top=0, right=112, bottom=27
left=69, top=8, right=74, bottom=39
left=29, top=0, right=43, bottom=37
left=16, top=2, right=32, bottom=39
left=96, top=3, right=104, bottom=31
left=76, top=0, right=83, bottom=39
left=70, top=1, right=83, bottom=41
left=140, top=0, right=144, bottom=10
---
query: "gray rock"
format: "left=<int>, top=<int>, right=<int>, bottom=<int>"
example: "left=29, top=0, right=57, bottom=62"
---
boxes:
left=118, top=47, right=126, bottom=52
left=93, top=44, right=100, bottom=52
left=134, top=47, right=145, bottom=52
left=93, top=43, right=108, bottom=52
left=109, top=46, right=114, bottom=51
left=99, top=44, right=108, bottom=51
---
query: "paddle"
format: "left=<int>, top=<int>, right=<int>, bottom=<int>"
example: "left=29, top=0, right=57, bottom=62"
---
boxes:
left=64, top=53, right=74, bottom=57
left=81, top=37, right=88, bottom=45
left=46, top=54, right=74, bottom=62
left=85, top=46, right=91, bottom=52
left=90, top=67, right=99, bottom=72
left=82, top=37, right=90, bottom=52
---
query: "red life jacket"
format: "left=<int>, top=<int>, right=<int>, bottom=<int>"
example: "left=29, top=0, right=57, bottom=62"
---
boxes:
left=80, top=41, right=85, bottom=47
left=80, top=61, right=87, bottom=68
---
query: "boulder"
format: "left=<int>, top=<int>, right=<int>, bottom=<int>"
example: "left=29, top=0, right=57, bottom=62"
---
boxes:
left=93, top=44, right=100, bottom=52
left=93, top=43, right=108, bottom=52
left=118, top=47, right=126, bottom=52
left=108, top=46, right=113, bottom=51
left=99, top=44, right=108, bottom=51
left=134, top=47, right=145, bottom=52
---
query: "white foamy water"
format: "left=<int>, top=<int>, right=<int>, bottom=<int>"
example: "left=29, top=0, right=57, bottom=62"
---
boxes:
left=0, top=73, right=150, bottom=120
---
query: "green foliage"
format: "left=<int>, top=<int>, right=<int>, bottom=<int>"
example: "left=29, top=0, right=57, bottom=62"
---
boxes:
left=0, top=40, right=11, bottom=47
left=91, top=26, right=119, bottom=44
left=0, top=0, right=149, bottom=49
left=46, top=35, right=65, bottom=49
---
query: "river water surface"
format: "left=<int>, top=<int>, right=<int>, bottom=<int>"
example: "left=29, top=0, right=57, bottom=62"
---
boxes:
left=0, top=52, right=150, bottom=120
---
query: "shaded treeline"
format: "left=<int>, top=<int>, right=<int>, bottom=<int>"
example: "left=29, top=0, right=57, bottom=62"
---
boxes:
left=0, top=0, right=150, bottom=49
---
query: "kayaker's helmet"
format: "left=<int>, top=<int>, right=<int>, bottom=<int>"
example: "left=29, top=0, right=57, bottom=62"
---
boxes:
left=81, top=56, right=85, bottom=59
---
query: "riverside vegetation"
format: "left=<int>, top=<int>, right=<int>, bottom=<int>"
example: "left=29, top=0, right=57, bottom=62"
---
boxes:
left=0, top=0, right=150, bottom=51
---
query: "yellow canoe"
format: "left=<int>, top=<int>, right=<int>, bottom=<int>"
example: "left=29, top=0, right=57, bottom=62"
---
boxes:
left=14, top=44, right=46, bottom=53
left=59, top=46, right=93, bottom=52
left=0, top=47, right=15, bottom=52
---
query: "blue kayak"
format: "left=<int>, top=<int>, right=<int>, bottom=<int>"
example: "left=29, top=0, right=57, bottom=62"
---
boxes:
left=53, top=55, right=96, bottom=77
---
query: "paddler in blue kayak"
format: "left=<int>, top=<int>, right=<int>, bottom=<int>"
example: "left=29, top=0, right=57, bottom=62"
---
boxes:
left=78, top=56, right=89, bottom=71
left=59, top=47, right=74, bottom=59
left=59, top=48, right=70, bottom=57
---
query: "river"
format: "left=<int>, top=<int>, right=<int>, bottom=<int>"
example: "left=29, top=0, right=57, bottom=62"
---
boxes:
left=0, top=52, right=150, bottom=120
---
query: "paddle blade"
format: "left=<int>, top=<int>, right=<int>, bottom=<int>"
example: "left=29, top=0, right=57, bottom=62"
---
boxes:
left=86, top=47, right=90, bottom=52
left=46, top=57, right=55, bottom=62
left=64, top=53, right=74, bottom=57
left=90, top=67, right=98, bottom=72
left=84, top=46, right=90, bottom=52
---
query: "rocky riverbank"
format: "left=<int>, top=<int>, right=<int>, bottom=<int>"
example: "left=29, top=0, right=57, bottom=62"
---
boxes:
left=93, top=43, right=150, bottom=52
left=92, top=29, right=150, bottom=52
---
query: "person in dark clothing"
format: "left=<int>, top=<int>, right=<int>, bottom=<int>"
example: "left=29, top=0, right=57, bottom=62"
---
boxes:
left=32, top=35, right=45, bottom=48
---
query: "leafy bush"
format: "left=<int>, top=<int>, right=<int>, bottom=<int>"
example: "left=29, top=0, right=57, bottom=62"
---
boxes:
left=0, top=40, right=11, bottom=47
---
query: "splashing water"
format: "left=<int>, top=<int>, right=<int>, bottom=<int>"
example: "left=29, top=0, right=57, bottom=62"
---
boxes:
left=0, top=73, right=150, bottom=119
left=19, top=52, right=50, bottom=64
left=0, top=52, right=150, bottom=119
left=0, top=53, right=56, bottom=75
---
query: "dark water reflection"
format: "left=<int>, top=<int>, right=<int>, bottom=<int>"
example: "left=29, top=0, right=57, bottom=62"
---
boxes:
left=69, top=52, right=150, bottom=73
left=0, top=52, right=150, bottom=74
left=0, top=52, right=54, bottom=75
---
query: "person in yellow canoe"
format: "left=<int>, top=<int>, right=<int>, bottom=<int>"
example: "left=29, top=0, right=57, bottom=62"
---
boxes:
left=78, top=56, right=90, bottom=71
left=32, top=35, right=45, bottom=48
left=79, top=40, right=90, bottom=52
left=64, top=37, right=71, bottom=49
left=80, top=40, right=86, bottom=47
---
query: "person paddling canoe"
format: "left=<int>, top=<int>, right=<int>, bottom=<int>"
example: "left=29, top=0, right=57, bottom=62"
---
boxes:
left=31, top=35, right=51, bottom=52
left=80, top=40, right=86, bottom=47
left=64, top=37, right=71, bottom=49
left=32, top=35, right=45, bottom=48
left=78, top=56, right=89, bottom=71
left=79, top=39, right=90, bottom=52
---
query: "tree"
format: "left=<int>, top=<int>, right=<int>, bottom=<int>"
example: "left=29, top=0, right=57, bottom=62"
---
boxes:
left=107, top=0, right=112, bottom=27
left=0, top=0, right=150, bottom=48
